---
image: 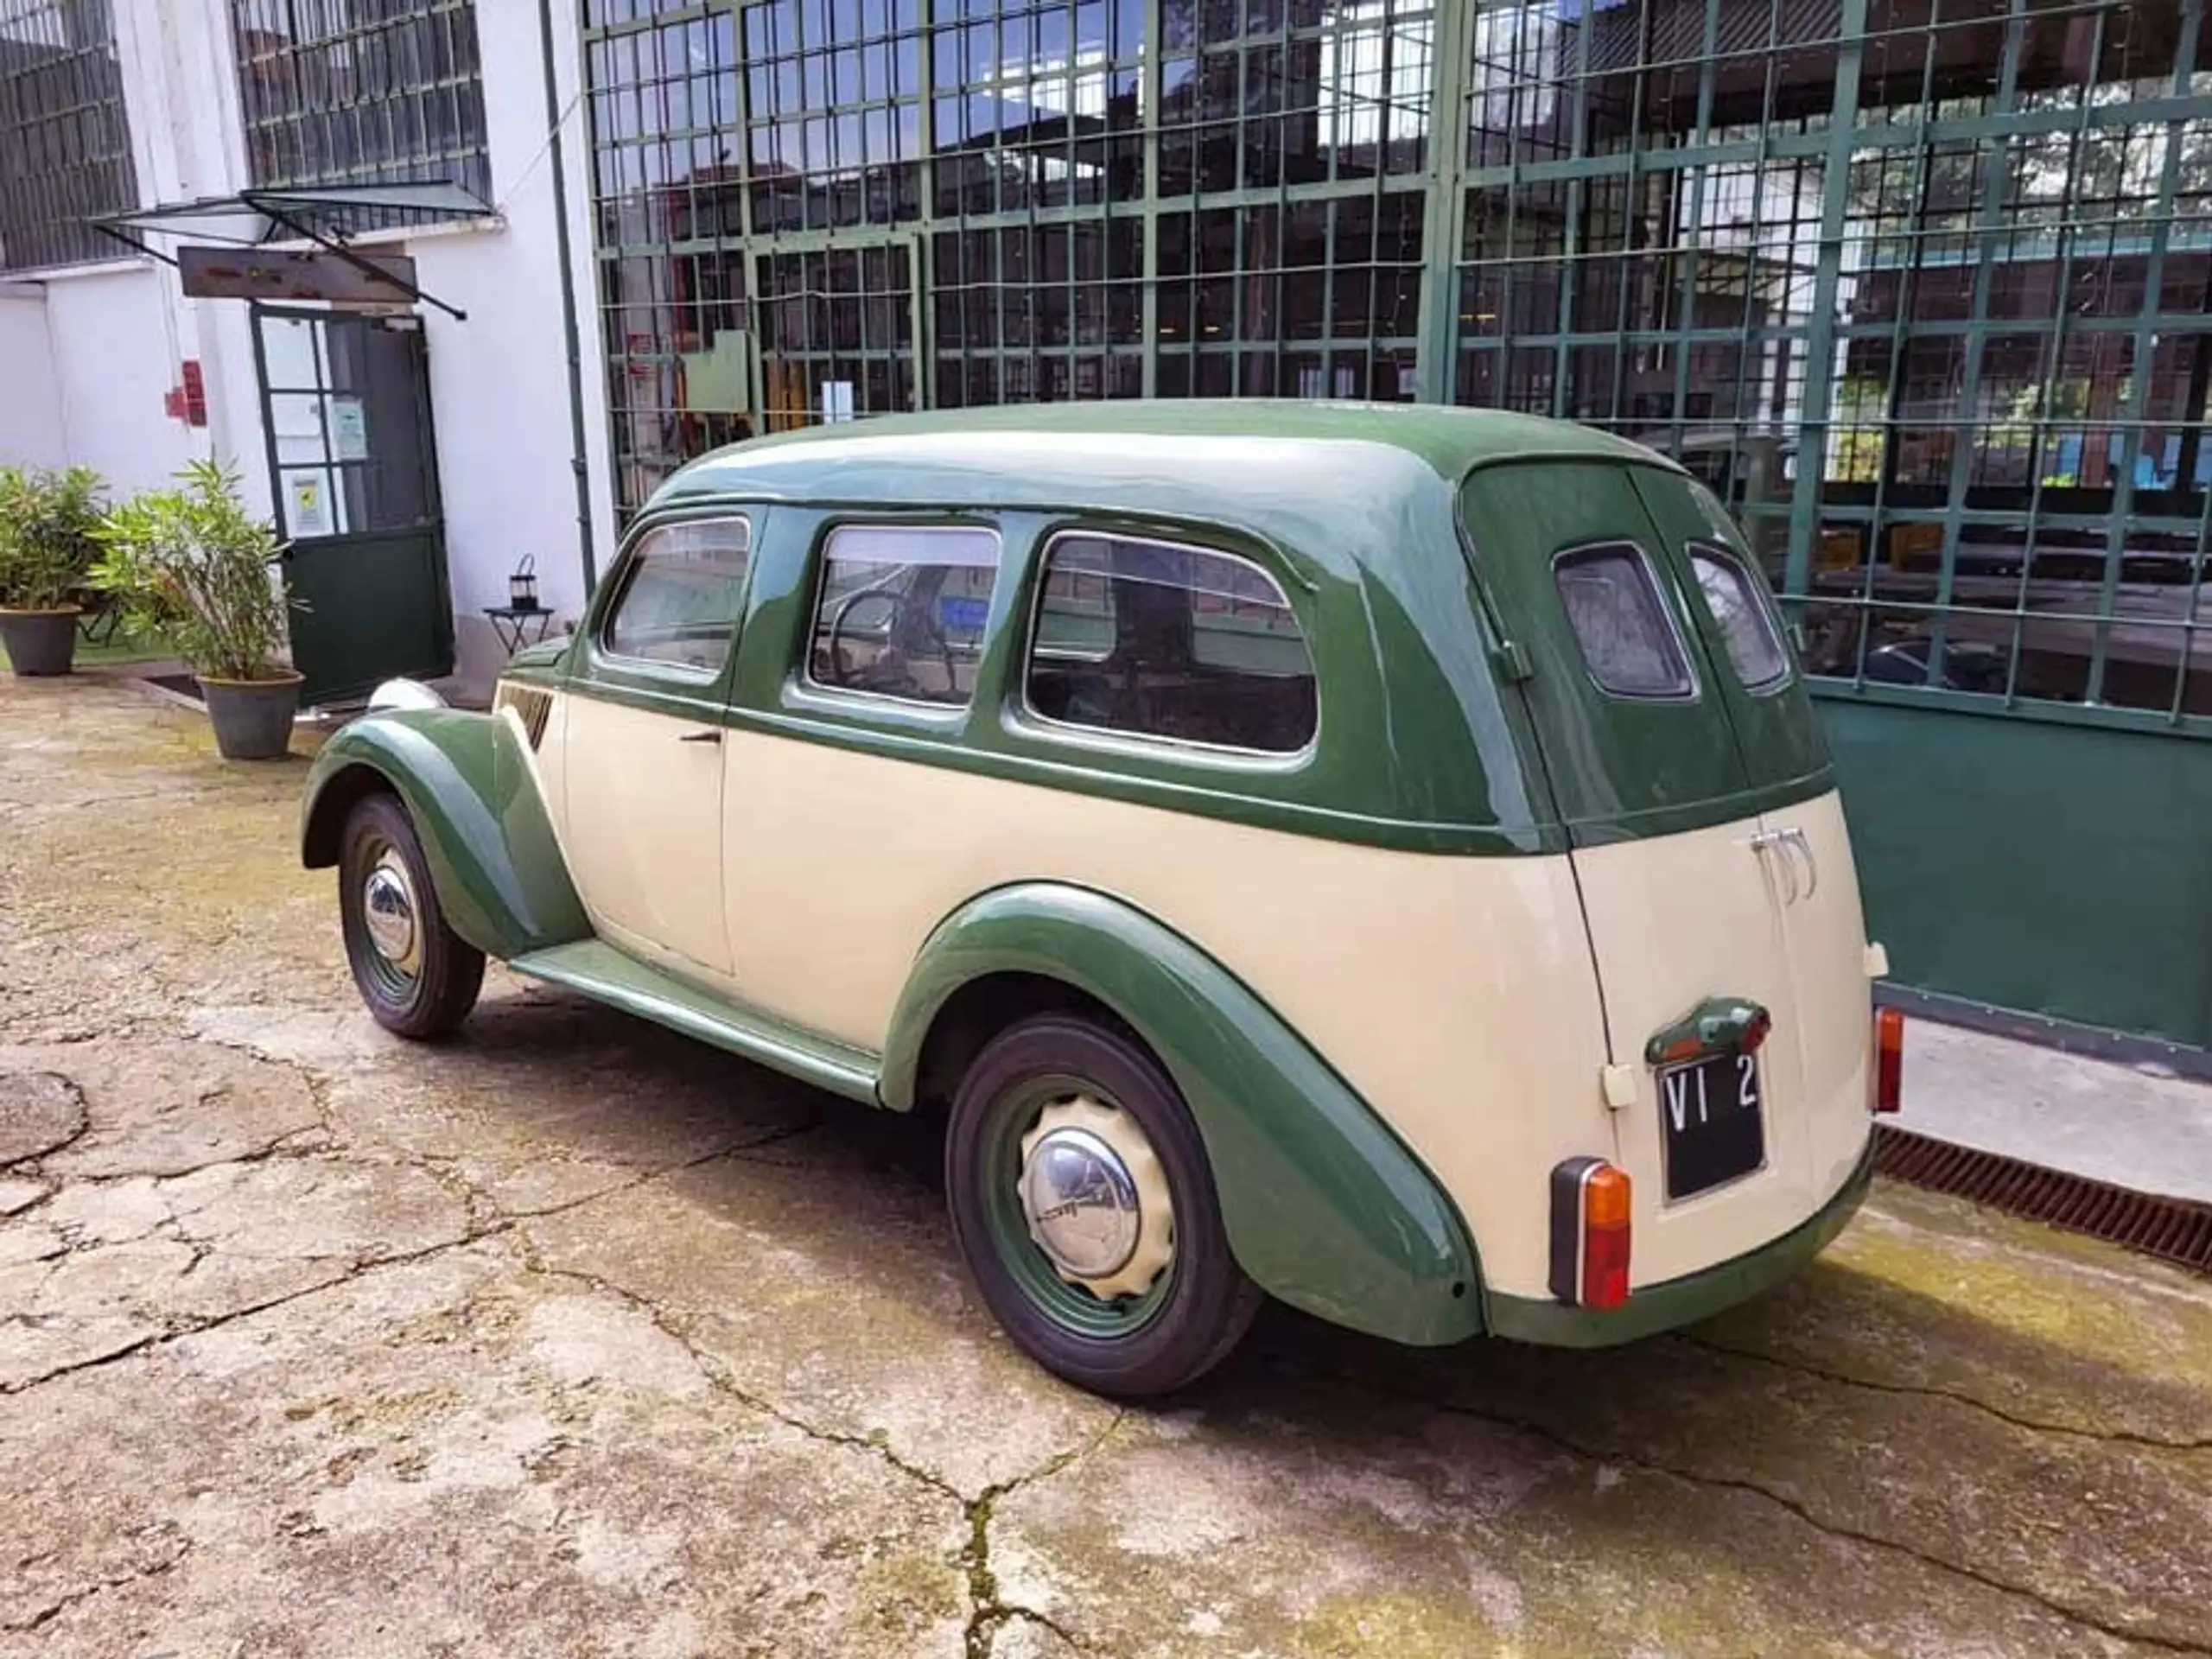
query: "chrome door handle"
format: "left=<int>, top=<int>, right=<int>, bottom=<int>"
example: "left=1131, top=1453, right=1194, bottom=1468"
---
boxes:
left=1783, top=828, right=1819, bottom=899
left=1749, top=830, right=1799, bottom=905
left=677, top=729, right=721, bottom=745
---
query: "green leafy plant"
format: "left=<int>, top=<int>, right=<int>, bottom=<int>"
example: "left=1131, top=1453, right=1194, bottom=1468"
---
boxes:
left=0, top=464, right=107, bottom=612
left=90, top=459, right=299, bottom=683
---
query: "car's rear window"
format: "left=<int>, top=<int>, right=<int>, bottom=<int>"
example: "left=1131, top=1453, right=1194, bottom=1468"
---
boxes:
left=1552, top=543, right=1694, bottom=699
left=1689, top=543, right=1790, bottom=690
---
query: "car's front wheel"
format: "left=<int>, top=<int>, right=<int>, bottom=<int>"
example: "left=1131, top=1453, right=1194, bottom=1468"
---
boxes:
left=945, top=1013, right=1262, bottom=1397
left=338, top=792, right=485, bottom=1040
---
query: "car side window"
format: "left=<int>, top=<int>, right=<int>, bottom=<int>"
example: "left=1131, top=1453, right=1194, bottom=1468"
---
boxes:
left=1553, top=542, right=1695, bottom=700
left=806, top=524, right=1001, bottom=708
left=601, top=517, right=752, bottom=675
left=1688, top=542, right=1790, bottom=690
left=1025, top=531, right=1317, bottom=755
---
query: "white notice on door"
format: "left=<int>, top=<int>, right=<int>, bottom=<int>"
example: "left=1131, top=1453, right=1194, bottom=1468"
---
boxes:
left=329, top=397, right=369, bottom=461
left=289, top=474, right=333, bottom=537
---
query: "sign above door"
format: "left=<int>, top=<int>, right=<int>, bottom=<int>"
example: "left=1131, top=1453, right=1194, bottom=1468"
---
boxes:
left=179, top=245, right=419, bottom=308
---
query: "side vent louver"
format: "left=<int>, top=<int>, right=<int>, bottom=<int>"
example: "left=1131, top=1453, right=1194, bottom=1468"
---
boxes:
left=493, top=682, right=553, bottom=750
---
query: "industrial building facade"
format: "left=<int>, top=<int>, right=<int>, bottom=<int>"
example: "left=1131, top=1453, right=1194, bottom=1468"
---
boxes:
left=5, top=0, right=2212, bottom=1050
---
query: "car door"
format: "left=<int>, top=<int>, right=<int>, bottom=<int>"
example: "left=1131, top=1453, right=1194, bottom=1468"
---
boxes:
left=1632, top=472, right=1874, bottom=1195
left=562, top=513, right=757, bottom=980
left=1461, top=461, right=1818, bottom=1287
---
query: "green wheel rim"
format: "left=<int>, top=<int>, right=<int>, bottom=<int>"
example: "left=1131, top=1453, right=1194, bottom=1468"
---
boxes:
left=978, top=1072, right=1175, bottom=1340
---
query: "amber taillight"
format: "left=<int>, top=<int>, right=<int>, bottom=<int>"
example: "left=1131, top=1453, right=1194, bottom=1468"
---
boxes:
left=1549, top=1157, right=1633, bottom=1311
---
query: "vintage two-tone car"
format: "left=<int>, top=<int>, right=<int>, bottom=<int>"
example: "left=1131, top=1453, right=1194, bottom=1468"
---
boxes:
left=300, top=403, right=1899, bottom=1398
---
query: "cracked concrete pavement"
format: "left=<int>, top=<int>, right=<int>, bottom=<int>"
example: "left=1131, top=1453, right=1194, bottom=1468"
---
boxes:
left=2, top=674, right=2209, bottom=1658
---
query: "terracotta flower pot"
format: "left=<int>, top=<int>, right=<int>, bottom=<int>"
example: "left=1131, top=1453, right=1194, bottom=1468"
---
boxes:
left=0, top=606, right=82, bottom=677
left=199, top=670, right=305, bottom=760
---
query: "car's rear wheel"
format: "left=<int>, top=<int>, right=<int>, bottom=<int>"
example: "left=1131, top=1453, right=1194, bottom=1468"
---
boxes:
left=338, top=792, right=485, bottom=1040
left=945, top=1013, right=1262, bottom=1397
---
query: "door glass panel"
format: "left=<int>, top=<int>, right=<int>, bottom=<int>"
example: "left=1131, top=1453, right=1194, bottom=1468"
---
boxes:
left=602, top=518, right=753, bottom=672
left=1689, top=544, right=1789, bottom=690
left=1553, top=543, right=1696, bottom=700
left=807, top=524, right=999, bottom=706
left=1026, top=531, right=1317, bottom=753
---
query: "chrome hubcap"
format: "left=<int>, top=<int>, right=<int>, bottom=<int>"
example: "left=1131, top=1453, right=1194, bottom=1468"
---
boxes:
left=1017, top=1096, right=1175, bottom=1300
left=1020, top=1127, right=1140, bottom=1280
left=360, top=852, right=421, bottom=976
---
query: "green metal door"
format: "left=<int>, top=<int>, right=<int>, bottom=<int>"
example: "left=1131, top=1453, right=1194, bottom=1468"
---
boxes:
left=253, top=307, right=454, bottom=704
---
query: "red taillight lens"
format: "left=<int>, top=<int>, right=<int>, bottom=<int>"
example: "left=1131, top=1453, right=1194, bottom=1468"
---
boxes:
left=1582, top=1164, right=1632, bottom=1310
left=1551, top=1157, right=1632, bottom=1310
left=1874, top=1007, right=1904, bottom=1114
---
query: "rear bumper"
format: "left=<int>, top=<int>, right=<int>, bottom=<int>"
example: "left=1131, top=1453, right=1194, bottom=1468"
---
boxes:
left=1483, top=1134, right=1876, bottom=1348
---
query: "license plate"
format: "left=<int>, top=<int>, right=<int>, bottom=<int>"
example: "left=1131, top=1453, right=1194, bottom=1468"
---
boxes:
left=1659, top=1050, right=1766, bottom=1201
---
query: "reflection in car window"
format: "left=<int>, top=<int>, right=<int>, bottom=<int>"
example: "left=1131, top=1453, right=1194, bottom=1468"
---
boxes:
left=1553, top=543, right=1695, bottom=699
left=807, top=524, right=1001, bottom=708
left=1690, top=543, right=1790, bottom=690
left=602, top=518, right=752, bottom=673
left=1026, top=532, right=1317, bottom=754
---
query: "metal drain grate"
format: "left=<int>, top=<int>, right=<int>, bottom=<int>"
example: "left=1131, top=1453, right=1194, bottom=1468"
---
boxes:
left=1875, top=1125, right=2212, bottom=1278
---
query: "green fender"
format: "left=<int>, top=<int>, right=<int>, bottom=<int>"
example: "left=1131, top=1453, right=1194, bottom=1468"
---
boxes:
left=299, top=709, right=592, bottom=963
left=880, top=883, right=1485, bottom=1346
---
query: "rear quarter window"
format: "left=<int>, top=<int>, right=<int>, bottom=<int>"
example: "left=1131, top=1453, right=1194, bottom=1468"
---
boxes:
left=1552, top=543, right=1695, bottom=700
left=1026, top=531, right=1317, bottom=755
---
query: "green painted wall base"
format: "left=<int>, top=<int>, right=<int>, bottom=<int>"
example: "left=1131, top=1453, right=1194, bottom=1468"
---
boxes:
left=1820, top=695, right=2212, bottom=1051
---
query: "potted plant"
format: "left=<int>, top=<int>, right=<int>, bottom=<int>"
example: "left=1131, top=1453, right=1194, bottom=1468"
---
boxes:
left=0, top=465, right=105, bottom=677
left=91, top=459, right=304, bottom=760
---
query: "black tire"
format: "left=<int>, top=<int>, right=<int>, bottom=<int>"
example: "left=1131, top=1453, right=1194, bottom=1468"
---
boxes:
left=946, top=1014, right=1262, bottom=1398
left=338, top=791, right=486, bottom=1040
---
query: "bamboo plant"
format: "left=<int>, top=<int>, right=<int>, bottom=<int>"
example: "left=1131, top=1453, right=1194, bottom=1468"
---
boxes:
left=90, top=459, right=299, bottom=683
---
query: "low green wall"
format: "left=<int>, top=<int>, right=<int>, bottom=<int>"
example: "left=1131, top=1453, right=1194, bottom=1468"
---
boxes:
left=1818, top=696, right=2212, bottom=1050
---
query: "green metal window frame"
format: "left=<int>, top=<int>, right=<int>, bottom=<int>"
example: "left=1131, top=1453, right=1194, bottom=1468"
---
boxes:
left=227, top=0, right=491, bottom=229
left=0, top=0, right=140, bottom=273
left=582, top=0, right=2212, bottom=741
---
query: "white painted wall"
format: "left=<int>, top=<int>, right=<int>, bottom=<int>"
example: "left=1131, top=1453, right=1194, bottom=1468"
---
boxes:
left=41, top=265, right=201, bottom=493
left=16, top=0, right=614, bottom=698
left=0, top=286, right=63, bottom=467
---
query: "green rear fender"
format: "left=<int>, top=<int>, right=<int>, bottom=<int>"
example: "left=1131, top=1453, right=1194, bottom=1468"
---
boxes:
left=299, top=709, right=592, bottom=962
left=880, top=883, right=1484, bottom=1346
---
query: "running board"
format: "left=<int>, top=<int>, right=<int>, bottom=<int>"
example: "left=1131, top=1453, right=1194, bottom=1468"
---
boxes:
left=506, top=939, right=880, bottom=1105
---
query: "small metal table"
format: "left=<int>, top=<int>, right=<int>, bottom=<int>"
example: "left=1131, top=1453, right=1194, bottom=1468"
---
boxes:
left=485, top=605, right=556, bottom=653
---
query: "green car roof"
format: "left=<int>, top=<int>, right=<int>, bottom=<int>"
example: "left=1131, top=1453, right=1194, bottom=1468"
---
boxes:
left=652, top=402, right=1683, bottom=560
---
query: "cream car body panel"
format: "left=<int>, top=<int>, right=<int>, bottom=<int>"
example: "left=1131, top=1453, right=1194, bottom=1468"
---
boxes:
left=721, top=727, right=1615, bottom=1301
left=562, top=693, right=733, bottom=975
left=1571, top=794, right=1870, bottom=1286
left=1765, top=790, right=1878, bottom=1192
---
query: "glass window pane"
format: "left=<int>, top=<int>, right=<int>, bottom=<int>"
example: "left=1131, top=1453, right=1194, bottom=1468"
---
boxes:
left=1025, top=533, right=1317, bottom=754
left=808, top=524, right=1001, bottom=706
left=602, top=517, right=752, bottom=672
left=1554, top=544, right=1694, bottom=700
left=1691, top=544, right=1790, bottom=690
left=0, top=0, right=140, bottom=271
left=224, top=0, right=490, bottom=231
